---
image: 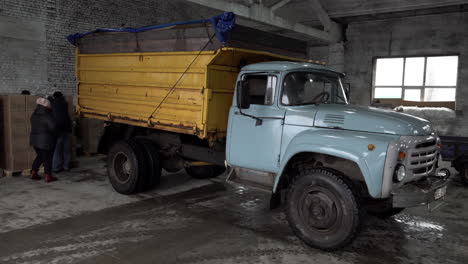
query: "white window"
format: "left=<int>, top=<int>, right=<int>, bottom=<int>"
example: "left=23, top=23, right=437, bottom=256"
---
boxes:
left=373, top=56, right=458, bottom=102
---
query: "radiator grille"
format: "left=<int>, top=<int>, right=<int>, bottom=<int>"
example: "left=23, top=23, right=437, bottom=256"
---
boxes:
left=408, top=139, right=438, bottom=177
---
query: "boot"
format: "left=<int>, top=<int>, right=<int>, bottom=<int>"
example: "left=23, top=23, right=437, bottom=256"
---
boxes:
left=44, top=173, right=57, bottom=183
left=31, top=170, right=41, bottom=180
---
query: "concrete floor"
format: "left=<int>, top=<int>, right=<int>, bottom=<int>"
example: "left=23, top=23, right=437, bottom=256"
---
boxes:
left=0, top=157, right=467, bottom=264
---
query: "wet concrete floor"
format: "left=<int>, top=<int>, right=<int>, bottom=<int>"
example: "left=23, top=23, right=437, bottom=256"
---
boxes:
left=1, top=158, right=468, bottom=263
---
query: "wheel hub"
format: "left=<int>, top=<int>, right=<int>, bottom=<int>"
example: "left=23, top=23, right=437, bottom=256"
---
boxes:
left=123, top=160, right=131, bottom=174
left=114, top=152, right=131, bottom=184
left=303, top=190, right=337, bottom=230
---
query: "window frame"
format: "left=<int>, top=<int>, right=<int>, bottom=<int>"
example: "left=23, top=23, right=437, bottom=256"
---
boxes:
left=241, top=73, right=278, bottom=106
left=371, top=54, right=459, bottom=103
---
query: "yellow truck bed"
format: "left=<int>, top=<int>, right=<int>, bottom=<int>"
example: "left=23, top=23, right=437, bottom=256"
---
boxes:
left=76, top=47, right=304, bottom=142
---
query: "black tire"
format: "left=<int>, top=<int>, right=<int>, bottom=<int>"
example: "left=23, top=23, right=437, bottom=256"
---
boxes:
left=135, top=138, right=161, bottom=191
left=185, top=165, right=225, bottom=179
left=461, top=165, right=468, bottom=186
left=107, top=140, right=148, bottom=195
left=286, top=169, right=361, bottom=251
left=439, top=168, right=451, bottom=178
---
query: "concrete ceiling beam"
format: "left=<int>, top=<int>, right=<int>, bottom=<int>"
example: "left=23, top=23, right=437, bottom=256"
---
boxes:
left=309, top=0, right=332, bottom=31
left=308, top=0, right=342, bottom=44
left=271, top=0, right=292, bottom=12
left=185, top=0, right=343, bottom=43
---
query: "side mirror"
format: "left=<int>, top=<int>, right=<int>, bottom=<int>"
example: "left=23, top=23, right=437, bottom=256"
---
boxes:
left=343, top=83, right=351, bottom=101
left=236, top=80, right=250, bottom=109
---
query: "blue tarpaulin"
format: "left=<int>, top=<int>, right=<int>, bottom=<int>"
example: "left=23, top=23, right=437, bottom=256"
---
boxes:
left=67, top=12, right=236, bottom=46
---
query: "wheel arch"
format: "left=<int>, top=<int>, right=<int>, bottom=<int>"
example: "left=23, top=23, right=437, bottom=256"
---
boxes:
left=274, top=129, right=398, bottom=198
left=274, top=151, right=372, bottom=198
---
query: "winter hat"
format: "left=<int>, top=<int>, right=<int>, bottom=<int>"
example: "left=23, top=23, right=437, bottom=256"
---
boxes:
left=36, top=97, right=51, bottom=109
left=53, top=91, right=63, bottom=98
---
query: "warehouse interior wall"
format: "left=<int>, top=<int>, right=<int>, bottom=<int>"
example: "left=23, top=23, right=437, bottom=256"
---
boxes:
left=308, top=43, right=345, bottom=73
left=343, top=12, right=468, bottom=136
left=0, top=0, right=215, bottom=96
left=1, top=1, right=467, bottom=135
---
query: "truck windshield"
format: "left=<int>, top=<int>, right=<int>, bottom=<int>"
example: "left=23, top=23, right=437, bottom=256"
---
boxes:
left=281, top=72, right=347, bottom=106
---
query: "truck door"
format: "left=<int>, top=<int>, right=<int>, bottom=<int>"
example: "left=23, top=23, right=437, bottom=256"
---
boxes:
left=227, top=74, right=284, bottom=173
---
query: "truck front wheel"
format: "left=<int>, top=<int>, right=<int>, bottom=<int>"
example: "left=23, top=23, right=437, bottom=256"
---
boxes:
left=286, top=170, right=360, bottom=250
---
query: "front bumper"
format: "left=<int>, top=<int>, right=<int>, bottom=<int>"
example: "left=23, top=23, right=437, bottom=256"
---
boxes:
left=392, top=177, right=449, bottom=208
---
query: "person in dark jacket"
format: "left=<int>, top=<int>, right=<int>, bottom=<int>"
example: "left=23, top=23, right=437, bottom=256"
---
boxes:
left=52, top=91, right=72, bottom=173
left=30, top=97, right=58, bottom=182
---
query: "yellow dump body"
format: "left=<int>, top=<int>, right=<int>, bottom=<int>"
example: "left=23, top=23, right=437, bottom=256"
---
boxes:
left=76, top=47, right=304, bottom=142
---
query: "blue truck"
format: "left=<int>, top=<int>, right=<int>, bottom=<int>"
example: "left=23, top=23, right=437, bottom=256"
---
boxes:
left=86, top=60, right=449, bottom=250
left=71, top=14, right=449, bottom=250
left=225, top=61, right=448, bottom=250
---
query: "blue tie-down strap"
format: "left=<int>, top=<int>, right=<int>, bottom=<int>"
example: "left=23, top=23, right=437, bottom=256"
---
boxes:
left=67, top=12, right=236, bottom=46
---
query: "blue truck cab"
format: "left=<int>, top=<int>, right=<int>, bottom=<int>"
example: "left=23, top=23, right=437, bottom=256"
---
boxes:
left=226, top=61, right=449, bottom=250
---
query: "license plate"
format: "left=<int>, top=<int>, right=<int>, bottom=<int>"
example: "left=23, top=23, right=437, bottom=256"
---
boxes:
left=434, top=186, right=447, bottom=200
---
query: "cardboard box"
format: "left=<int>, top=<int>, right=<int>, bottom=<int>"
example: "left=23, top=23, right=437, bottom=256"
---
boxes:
left=0, top=95, right=35, bottom=172
left=1, top=95, right=78, bottom=173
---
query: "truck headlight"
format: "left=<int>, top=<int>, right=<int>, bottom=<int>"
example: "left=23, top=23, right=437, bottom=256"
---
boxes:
left=394, top=165, right=406, bottom=182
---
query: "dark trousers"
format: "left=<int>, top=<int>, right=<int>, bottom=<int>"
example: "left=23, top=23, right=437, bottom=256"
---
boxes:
left=53, top=133, right=72, bottom=171
left=32, top=147, right=54, bottom=174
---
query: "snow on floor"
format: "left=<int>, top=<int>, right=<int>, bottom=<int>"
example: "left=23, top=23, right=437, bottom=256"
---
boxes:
left=0, top=155, right=213, bottom=233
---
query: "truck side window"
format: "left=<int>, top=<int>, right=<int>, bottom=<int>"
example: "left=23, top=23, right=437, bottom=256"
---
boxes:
left=244, top=75, right=277, bottom=105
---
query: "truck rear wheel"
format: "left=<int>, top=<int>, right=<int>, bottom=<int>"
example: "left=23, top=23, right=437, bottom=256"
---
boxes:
left=185, top=165, right=225, bottom=179
left=135, top=138, right=161, bottom=191
left=286, top=169, right=360, bottom=250
left=107, top=140, right=148, bottom=195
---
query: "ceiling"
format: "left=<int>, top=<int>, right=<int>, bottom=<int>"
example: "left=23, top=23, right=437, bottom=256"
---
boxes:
left=270, top=0, right=468, bottom=26
left=185, top=0, right=468, bottom=45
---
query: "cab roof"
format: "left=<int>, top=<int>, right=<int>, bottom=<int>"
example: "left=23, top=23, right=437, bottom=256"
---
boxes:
left=241, top=61, right=344, bottom=76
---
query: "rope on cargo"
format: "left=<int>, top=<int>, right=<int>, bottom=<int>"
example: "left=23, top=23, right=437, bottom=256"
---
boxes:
left=147, top=33, right=217, bottom=124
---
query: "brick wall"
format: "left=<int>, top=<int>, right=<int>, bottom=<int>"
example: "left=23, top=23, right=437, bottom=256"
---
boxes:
left=0, top=0, right=215, bottom=96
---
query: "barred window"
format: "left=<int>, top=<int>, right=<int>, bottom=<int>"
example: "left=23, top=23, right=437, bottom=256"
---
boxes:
left=373, top=56, right=458, bottom=102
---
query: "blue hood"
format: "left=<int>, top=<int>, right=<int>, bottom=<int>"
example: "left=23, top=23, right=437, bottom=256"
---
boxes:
left=315, top=104, right=433, bottom=136
left=285, top=104, right=433, bottom=136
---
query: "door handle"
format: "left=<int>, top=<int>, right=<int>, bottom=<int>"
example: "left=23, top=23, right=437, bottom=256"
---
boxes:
left=234, top=111, right=240, bottom=115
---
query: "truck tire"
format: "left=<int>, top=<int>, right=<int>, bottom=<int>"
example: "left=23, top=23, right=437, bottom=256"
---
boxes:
left=107, top=140, right=148, bottom=195
left=286, top=169, right=360, bottom=251
left=461, top=165, right=468, bottom=186
left=135, top=138, right=161, bottom=191
left=185, top=165, right=225, bottom=179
